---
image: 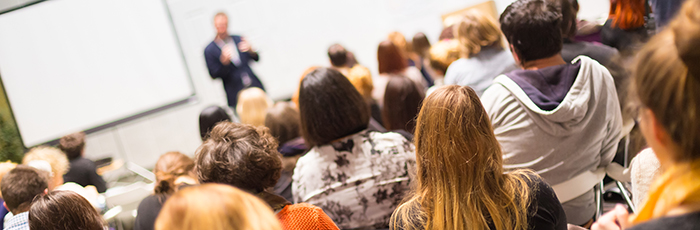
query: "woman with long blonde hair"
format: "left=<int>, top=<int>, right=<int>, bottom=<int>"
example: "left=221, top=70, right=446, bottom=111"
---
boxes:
left=593, top=1, right=700, bottom=229
left=155, top=184, right=282, bottom=230
left=443, top=10, right=516, bottom=97
left=390, top=85, right=566, bottom=230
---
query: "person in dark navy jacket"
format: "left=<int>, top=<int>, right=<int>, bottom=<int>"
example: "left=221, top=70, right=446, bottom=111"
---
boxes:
left=204, top=12, right=265, bottom=108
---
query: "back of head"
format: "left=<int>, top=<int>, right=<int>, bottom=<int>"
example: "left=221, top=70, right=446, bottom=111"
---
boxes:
left=154, top=152, right=195, bottom=196
left=155, top=184, right=282, bottom=230
left=327, top=44, right=348, bottom=68
left=58, top=132, right=86, bottom=160
left=292, top=66, right=320, bottom=107
left=414, top=86, right=503, bottom=191
left=298, top=67, right=370, bottom=147
left=195, top=122, right=281, bottom=193
left=412, top=32, right=431, bottom=58
left=29, top=190, right=104, bottom=230
left=609, top=0, right=646, bottom=30
left=633, top=0, right=700, bottom=162
left=1, top=165, right=49, bottom=214
left=0, top=162, right=17, bottom=199
left=345, top=65, right=374, bottom=101
left=382, top=77, right=424, bottom=133
left=199, top=106, right=231, bottom=140
left=500, top=0, right=563, bottom=63
left=429, top=40, right=461, bottom=75
left=439, top=25, right=455, bottom=41
left=455, top=10, right=504, bottom=57
left=378, top=40, right=408, bottom=74
left=552, top=0, right=577, bottom=38
left=23, top=146, right=69, bottom=188
left=236, top=87, right=273, bottom=127
left=406, top=85, right=530, bottom=230
left=387, top=31, right=409, bottom=54
left=264, top=102, right=301, bottom=145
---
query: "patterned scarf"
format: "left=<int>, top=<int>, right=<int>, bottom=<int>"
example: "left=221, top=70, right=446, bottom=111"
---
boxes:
left=633, top=159, right=700, bottom=224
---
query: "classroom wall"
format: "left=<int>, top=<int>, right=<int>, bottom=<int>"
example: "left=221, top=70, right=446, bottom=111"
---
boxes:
left=10, top=0, right=608, bottom=169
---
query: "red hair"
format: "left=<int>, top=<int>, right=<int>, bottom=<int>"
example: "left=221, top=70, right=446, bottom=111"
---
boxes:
left=377, top=41, right=408, bottom=74
left=609, top=0, right=646, bottom=30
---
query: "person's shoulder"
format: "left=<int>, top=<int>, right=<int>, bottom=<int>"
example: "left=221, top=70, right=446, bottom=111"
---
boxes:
left=629, top=211, right=700, bottom=230
left=204, top=41, right=219, bottom=52
left=138, top=194, right=164, bottom=209
left=367, top=130, right=410, bottom=144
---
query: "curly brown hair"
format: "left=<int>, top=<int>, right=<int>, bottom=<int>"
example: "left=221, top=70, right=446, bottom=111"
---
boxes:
left=194, top=122, right=282, bottom=193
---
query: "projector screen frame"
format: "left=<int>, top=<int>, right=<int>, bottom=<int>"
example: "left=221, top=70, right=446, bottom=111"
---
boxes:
left=0, top=0, right=198, bottom=148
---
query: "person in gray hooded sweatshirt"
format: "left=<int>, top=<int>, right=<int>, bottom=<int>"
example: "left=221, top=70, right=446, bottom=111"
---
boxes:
left=481, top=0, right=623, bottom=227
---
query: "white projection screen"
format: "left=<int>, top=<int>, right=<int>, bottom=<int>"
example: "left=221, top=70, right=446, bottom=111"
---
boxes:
left=0, top=0, right=194, bottom=147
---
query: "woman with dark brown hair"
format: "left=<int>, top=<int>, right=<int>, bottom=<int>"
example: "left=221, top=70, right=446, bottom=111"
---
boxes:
left=374, top=41, right=426, bottom=107
left=294, top=67, right=416, bottom=229
left=593, top=1, right=700, bottom=229
left=390, top=85, right=566, bottom=230
left=134, top=152, right=197, bottom=230
left=29, top=190, right=105, bottom=230
left=382, top=76, right=424, bottom=134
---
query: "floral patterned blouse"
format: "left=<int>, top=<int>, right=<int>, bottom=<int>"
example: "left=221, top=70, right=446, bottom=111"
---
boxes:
left=292, top=130, right=416, bottom=229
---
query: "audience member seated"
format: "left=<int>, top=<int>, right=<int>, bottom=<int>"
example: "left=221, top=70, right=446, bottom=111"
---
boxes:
left=293, top=67, right=416, bottom=229
left=482, top=0, right=623, bottom=226
left=444, top=10, right=517, bottom=96
left=601, top=0, right=649, bottom=53
left=382, top=76, right=424, bottom=135
left=292, top=66, right=320, bottom=108
left=439, top=24, right=455, bottom=41
left=328, top=44, right=353, bottom=76
left=134, top=152, right=197, bottom=230
left=265, top=101, right=308, bottom=202
left=199, top=105, right=231, bottom=140
left=22, top=146, right=69, bottom=190
left=427, top=39, right=460, bottom=85
left=346, top=65, right=383, bottom=125
left=155, top=184, right=283, bottom=230
left=391, top=85, right=567, bottom=230
left=374, top=41, right=426, bottom=107
left=1, top=166, right=49, bottom=230
left=28, top=190, right=104, bottom=230
left=411, top=32, right=435, bottom=86
left=236, top=87, right=272, bottom=127
left=593, top=2, right=700, bottom=228
left=195, top=122, right=339, bottom=230
left=387, top=32, right=431, bottom=85
left=0, top=162, right=16, bottom=230
left=557, top=0, right=620, bottom=66
left=58, top=132, right=107, bottom=193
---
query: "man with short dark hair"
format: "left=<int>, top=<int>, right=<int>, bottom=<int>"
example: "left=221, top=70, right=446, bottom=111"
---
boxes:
left=59, top=132, right=107, bottom=193
left=327, top=44, right=356, bottom=76
left=204, top=12, right=265, bottom=108
left=1, top=165, right=49, bottom=230
left=481, top=0, right=623, bottom=226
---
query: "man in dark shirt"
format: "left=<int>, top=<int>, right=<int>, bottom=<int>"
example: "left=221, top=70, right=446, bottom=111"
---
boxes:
left=204, top=12, right=265, bottom=108
left=58, top=132, right=107, bottom=193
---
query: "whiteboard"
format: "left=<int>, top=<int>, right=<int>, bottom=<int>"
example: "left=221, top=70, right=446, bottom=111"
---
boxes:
left=0, top=0, right=193, bottom=147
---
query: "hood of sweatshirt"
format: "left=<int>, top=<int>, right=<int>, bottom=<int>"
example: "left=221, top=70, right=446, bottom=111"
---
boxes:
left=497, top=56, right=605, bottom=136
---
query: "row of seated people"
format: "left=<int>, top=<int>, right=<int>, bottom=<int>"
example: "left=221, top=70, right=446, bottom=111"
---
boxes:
left=1, top=0, right=697, bottom=229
